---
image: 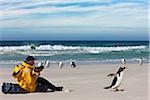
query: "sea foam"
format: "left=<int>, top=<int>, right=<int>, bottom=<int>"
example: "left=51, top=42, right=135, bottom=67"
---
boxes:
left=0, top=45, right=146, bottom=56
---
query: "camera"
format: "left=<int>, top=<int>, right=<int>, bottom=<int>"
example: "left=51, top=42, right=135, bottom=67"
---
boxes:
left=34, top=62, right=44, bottom=72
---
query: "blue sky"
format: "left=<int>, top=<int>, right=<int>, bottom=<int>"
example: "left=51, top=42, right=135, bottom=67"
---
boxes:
left=0, top=0, right=149, bottom=40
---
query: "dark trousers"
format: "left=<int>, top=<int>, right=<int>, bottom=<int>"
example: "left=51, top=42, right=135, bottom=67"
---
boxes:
left=36, top=77, right=63, bottom=92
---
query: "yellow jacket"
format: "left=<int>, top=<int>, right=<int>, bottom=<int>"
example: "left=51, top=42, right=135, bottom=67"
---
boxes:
left=12, top=62, right=39, bottom=92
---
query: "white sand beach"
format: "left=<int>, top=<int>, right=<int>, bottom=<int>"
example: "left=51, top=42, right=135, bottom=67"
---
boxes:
left=0, top=63, right=149, bottom=100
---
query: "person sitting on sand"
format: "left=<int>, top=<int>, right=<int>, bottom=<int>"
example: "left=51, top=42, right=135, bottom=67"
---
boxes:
left=12, top=56, right=63, bottom=93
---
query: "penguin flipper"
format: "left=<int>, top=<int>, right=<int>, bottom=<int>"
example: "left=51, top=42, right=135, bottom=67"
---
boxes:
left=107, top=73, right=116, bottom=77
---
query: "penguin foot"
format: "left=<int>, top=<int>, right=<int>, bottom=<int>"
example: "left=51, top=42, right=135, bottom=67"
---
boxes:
left=119, top=89, right=125, bottom=91
left=112, top=89, right=119, bottom=92
left=112, top=88, right=125, bottom=92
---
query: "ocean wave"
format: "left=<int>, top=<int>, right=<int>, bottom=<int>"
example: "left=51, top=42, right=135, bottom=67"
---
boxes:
left=0, top=45, right=31, bottom=51
left=0, top=45, right=147, bottom=55
left=85, top=46, right=146, bottom=54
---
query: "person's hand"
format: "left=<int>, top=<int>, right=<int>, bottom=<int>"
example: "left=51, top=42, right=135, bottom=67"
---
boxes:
left=34, top=66, right=44, bottom=72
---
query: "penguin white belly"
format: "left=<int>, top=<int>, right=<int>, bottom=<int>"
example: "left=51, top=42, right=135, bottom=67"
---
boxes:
left=112, top=72, right=123, bottom=89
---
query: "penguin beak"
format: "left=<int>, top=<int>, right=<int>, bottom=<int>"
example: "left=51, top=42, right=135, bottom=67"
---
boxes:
left=124, top=66, right=127, bottom=69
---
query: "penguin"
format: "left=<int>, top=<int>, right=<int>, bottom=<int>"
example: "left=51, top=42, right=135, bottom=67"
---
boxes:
left=104, top=66, right=126, bottom=91
left=45, top=60, right=50, bottom=68
left=59, top=61, right=64, bottom=69
left=121, top=57, right=126, bottom=65
left=139, top=58, right=143, bottom=65
left=70, top=61, right=76, bottom=68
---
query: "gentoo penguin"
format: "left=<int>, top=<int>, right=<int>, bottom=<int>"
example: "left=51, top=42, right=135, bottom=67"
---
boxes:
left=121, top=58, right=126, bottom=65
left=139, top=58, right=143, bottom=65
left=59, top=61, right=64, bottom=69
left=45, top=60, right=50, bottom=68
left=104, top=66, right=126, bottom=91
left=70, top=61, right=76, bottom=68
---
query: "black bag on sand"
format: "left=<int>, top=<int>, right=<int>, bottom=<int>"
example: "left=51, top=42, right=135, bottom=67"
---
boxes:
left=2, top=83, right=27, bottom=94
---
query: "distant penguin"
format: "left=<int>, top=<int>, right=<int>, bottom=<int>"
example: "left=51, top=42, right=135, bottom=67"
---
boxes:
left=121, top=58, right=126, bottom=65
left=70, top=61, right=76, bottom=68
left=59, top=61, right=63, bottom=69
left=45, top=60, right=50, bottom=68
left=104, top=67, right=126, bottom=91
left=139, top=58, right=143, bottom=65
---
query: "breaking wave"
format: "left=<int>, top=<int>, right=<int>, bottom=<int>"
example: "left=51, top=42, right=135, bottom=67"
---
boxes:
left=0, top=44, right=147, bottom=56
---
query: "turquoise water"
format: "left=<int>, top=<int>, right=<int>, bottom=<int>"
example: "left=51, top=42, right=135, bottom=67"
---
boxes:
left=0, top=41, right=149, bottom=67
